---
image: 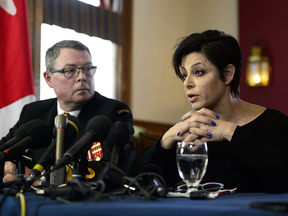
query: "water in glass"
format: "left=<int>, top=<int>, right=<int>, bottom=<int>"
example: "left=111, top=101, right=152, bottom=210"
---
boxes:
left=176, top=142, right=208, bottom=193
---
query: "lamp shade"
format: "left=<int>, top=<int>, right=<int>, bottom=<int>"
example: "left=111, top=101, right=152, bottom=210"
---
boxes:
left=246, top=46, right=271, bottom=87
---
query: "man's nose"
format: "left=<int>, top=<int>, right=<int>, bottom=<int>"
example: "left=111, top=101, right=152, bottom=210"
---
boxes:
left=76, top=68, right=86, bottom=81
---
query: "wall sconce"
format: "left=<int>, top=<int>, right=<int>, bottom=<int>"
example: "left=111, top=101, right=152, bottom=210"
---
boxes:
left=246, top=46, right=271, bottom=87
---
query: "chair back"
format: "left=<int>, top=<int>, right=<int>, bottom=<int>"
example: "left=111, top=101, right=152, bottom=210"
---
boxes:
left=133, top=126, right=161, bottom=154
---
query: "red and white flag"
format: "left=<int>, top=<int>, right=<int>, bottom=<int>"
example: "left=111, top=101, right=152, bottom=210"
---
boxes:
left=0, top=0, right=35, bottom=137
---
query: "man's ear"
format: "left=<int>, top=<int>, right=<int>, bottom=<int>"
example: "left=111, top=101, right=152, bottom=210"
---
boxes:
left=43, top=71, right=53, bottom=88
left=224, top=64, right=235, bottom=85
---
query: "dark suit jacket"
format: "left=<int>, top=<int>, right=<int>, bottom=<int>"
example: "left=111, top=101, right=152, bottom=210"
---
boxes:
left=0, top=91, right=135, bottom=175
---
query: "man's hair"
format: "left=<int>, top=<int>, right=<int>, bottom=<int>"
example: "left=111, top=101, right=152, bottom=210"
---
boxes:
left=172, top=29, right=242, bottom=98
left=45, top=40, right=91, bottom=71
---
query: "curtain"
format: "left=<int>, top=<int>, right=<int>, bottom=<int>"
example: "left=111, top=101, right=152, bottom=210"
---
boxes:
left=43, top=0, right=122, bottom=45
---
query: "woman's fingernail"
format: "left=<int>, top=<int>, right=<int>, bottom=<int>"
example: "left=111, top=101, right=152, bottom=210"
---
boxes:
left=206, top=133, right=212, bottom=137
left=199, top=144, right=202, bottom=147
left=177, top=132, right=180, bottom=136
left=216, top=115, right=219, bottom=119
left=211, top=121, right=216, bottom=126
left=180, top=118, right=182, bottom=122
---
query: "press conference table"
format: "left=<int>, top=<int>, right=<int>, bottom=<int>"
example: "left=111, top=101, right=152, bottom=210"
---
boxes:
left=1, top=191, right=288, bottom=216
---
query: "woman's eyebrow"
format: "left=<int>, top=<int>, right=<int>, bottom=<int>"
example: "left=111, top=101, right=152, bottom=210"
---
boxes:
left=191, top=62, right=204, bottom=69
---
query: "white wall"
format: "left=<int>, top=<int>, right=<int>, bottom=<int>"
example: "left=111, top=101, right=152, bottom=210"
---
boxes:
left=131, top=0, right=238, bottom=125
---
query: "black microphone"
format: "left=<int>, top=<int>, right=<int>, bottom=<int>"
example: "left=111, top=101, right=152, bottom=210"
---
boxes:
left=54, top=115, right=68, bottom=163
left=0, top=123, right=52, bottom=164
left=107, top=121, right=129, bottom=167
left=23, top=116, right=80, bottom=189
left=98, top=121, right=129, bottom=193
left=139, top=164, right=166, bottom=197
left=0, top=119, right=43, bottom=152
left=53, top=115, right=112, bottom=170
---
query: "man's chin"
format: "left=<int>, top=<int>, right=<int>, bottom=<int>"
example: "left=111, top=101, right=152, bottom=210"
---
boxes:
left=74, top=92, right=94, bottom=103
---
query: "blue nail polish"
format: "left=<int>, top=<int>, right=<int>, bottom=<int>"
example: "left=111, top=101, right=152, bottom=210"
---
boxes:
left=211, top=121, right=216, bottom=126
left=207, top=133, right=212, bottom=137
left=180, top=118, right=182, bottom=122
left=177, top=132, right=180, bottom=136
left=216, top=115, right=219, bottom=119
left=199, top=145, right=202, bottom=147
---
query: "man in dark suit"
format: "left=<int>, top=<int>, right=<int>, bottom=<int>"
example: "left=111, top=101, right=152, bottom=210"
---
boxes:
left=1, top=40, right=135, bottom=183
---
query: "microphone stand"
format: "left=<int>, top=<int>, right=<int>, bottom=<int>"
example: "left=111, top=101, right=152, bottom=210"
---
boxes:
left=15, top=156, right=25, bottom=179
left=99, top=162, right=124, bottom=193
left=72, top=154, right=88, bottom=182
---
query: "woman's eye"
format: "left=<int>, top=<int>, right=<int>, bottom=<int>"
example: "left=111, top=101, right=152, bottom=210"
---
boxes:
left=182, top=74, right=187, bottom=79
left=195, top=70, right=204, bottom=76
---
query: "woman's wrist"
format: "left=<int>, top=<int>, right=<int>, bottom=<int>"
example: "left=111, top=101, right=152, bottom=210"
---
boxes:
left=161, top=133, right=174, bottom=150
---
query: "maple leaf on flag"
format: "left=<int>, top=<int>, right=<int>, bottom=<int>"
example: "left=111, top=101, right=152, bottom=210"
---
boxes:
left=0, top=0, right=17, bottom=15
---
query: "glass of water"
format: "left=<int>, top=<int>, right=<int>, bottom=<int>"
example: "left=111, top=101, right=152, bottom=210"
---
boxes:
left=176, top=142, right=208, bottom=194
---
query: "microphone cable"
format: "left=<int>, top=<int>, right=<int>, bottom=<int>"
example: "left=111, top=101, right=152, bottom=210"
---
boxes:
left=35, top=178, right=107, bottom=204
left=0, top=169, right=167, bottom=208
left=0, top=177, right=26, bottom=215
left=16, top=192, right=26, bottom=216
left=121, top=172, right=167, bottom=200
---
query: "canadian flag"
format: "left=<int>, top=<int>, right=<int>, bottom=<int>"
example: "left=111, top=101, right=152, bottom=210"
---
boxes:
left=0, top=0, right=35, bottom=137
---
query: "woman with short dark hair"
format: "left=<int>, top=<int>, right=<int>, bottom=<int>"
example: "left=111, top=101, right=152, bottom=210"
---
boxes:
left=130, top=29, right=288, bottom=193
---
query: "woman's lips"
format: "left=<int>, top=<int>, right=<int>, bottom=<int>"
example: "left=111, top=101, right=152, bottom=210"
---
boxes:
left=187, top=94, right=198, bottom=102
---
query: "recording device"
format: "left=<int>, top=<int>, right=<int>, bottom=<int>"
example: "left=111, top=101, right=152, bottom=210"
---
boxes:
left=250, top=202, right=288, bottom=212
left=139, top=164, right=166, bottom=197
left=23, top=116, right=80, bottom=190
left=189, top=191, right=209, bottom=200
left=36, top=185, right=91, bottom=200
left=53, top=115, right=112, bottom=171
left=54, top=114, right=68, bottom=163
left=36, top=179, right=92, bottom=200
left=0, top=123, right=52, bottom=164
left=0, top=119, right=43, bottom=152
left=98, top=121, right=129, bottom=193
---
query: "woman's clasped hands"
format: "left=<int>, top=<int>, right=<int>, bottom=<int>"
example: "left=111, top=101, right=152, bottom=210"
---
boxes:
left=161, top=108, right=237, bottom=149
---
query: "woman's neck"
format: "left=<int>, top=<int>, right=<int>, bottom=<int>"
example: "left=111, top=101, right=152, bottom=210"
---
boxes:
left=213, top=98, right=265, bottom=126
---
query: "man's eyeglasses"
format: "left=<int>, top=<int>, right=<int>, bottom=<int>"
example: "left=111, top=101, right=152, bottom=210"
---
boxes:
left=49, top=66, right=97, bottom=78
left=177, top=182, right=224, bottom=192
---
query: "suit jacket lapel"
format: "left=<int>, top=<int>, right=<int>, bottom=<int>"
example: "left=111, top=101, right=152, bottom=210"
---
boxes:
left=44, top=99, right=57, bottom=131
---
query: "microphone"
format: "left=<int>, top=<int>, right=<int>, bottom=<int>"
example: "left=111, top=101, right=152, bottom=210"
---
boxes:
left=98, top=121, right=129, bottom=193
left=55, top=115, right=68, bottom=163
left=139, top=164, right=166, bottom=197
left=23, top=116, right=80, bottom=189
left=0, top=119, right=43, bottom=152
left=53, top=115, right=112, bottom=170
left=107, top=121, right=129, bottom=167
left=0, top=123, right=52, bottom=164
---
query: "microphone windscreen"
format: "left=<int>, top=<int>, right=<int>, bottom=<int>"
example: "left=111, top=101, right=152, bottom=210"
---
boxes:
left=25, top=123, right=53, bottom=150
left=107, top=121, right=129, bottom=151
left=85, top=115, right=112, bottom=143
left=139, top=164, right=163, bottom=176
left=13, top=119, right=44, bottom=138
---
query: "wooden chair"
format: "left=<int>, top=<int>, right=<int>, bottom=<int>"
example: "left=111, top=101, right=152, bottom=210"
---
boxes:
left=133, top=125, right=161, bottom=154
